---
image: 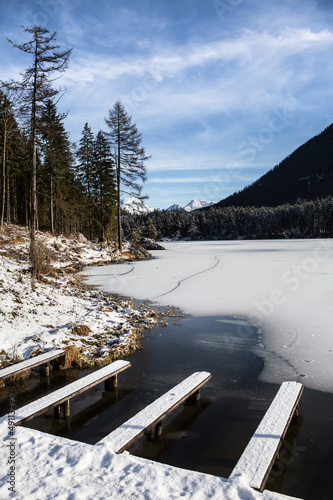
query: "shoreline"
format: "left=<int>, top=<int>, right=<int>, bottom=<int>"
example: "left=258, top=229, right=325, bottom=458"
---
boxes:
left=0, top=225, right=163, bottom=377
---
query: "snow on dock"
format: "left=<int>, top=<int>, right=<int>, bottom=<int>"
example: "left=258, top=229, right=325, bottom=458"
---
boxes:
left=13, top=360, right=130, bottom=424
left=97, top=371, right=212, bottom=453
left=230, top=381, right=304, bottom=492
left=0, top=349, right=64, bottom=381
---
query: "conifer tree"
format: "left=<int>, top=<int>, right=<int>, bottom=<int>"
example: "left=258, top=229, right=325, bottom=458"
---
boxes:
left=76, top=123, right=95, bottom=239
left=0, top=89, right=19, bottom=226
left=105, top=101, right=150, bottom=252
left=39, top=100, right=73, bottom=233
left=2, top=26, right=72, bottom=270
left=92, top=131, right=117, bottom=241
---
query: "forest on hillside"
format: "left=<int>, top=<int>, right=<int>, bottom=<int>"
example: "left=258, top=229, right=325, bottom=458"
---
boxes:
left=122, top=197, right=333, bottom=242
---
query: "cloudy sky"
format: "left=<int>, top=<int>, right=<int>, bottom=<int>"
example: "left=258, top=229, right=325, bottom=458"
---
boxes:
left=1, top=0, right=333, bottom=209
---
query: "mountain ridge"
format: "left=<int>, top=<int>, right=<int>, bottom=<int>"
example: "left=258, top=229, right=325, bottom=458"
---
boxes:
left=121, top=197, right=217, bottom=214
left=215, top=123, right=333, bottom=208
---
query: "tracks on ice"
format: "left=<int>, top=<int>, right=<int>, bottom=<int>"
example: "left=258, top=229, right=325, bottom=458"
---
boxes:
left=151, top=256, right=220, bottom=299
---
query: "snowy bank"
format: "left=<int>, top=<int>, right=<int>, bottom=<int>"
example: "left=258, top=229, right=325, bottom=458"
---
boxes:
left=0, top=225, right=156, bottom=368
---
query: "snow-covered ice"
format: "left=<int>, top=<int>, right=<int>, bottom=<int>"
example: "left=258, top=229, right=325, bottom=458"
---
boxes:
left=83, top=239, right=333, bottom=394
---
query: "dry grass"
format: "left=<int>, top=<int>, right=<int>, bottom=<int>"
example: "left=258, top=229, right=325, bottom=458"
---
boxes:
left=30, top=239, right=57, bottom=280
left=72, top=325, right=92, bottom=336
left=59, top=345, right=80, bottom=370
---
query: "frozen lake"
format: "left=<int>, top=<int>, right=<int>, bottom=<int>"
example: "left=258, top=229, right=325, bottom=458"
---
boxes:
left=83, top=239, right=333, bottom=394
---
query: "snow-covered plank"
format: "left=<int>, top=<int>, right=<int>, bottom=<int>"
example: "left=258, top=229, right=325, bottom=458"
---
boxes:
left=230, top=381, right=304, bottom=492
left=0, top=349, right=64, bottom=381
left=14, top=359, right=131, bottom=425
left=97, top=371, right=212, bottom=453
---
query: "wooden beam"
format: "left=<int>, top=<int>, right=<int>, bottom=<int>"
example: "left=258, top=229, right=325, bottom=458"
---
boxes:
left=230, top=381, right=304, bottom=492
left=13, top=360, right=131, bottom=425
left=97, top=371, right=212, bottom=453
left=0, top=349, right=64, bottom=382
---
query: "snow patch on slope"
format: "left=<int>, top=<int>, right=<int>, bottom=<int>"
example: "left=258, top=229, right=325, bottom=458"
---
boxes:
left=121, top=197, right=155, bottom=214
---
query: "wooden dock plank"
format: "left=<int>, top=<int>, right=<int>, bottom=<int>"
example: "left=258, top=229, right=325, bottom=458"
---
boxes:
left=14, top=360, right=131, bottom=425
left=230, top=381, right=304, bottom=492
left=0, top=349, right=64, bottom=382
left=97, top=371, right=212, bottom=453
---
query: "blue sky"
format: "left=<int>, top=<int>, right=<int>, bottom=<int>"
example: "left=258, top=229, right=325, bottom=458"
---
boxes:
left=1, top=0, right=333, bottom=209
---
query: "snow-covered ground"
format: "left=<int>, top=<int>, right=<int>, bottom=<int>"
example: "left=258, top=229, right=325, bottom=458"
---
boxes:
left=0, top=225, right=156, bottom=367
left=83, top=239, right=333, bottom=394
left=0, top=418, right=298, bottom=500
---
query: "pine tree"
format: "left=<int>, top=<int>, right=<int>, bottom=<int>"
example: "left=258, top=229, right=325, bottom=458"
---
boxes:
left=2, top=26, right=72, bottom=270
left=146, top=215, right=157, bottom=240
left=76, top=123, right=95, bottom=239
left=0, top=89, right=19, bottom=226
left=92, top=131, right=117, bottom=241
left=105, top=101, right=150, bottom=252
left=39, top=100, right=73, bottom=233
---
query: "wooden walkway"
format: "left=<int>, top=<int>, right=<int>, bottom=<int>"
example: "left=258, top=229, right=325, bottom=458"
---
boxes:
left=0, top=349, right=64, bottom=382
left=97, top=371, right=212, bottom=453
left=13, top=360, right=131, bottom=425
left=230, top=381, right=304, bottom=492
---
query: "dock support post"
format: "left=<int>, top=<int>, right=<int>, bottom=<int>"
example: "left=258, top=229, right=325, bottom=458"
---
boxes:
left=155, top=421, right=163, bottom=439
left=186, top=389, right=200, bottom=405
left=105, top=375, right=118, bottom=391
left=145, top=428, right=154, bottom=440
left=63, top=400, right=70, bottom=418
left=54, top=405, right=61, bottom=419
left=193, top=389, right=200, bottom=401
left=43, top=363, right=50, bottom=377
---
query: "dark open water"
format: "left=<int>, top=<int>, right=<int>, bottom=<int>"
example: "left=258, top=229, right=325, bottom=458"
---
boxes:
left=1, top=315, right=333, bottom=499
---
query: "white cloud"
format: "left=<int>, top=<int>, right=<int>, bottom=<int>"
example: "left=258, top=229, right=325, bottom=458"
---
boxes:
left=63, top=26, right=333, bottom=85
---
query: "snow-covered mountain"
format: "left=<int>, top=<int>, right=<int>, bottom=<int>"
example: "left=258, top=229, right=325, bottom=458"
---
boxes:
left=121, top=197, right=155, bottom=214
left=166, top=203, right=184, bottom=212
left=121, top=197, right=217, bottom=214
left=182, top=200, right=217, bottom=212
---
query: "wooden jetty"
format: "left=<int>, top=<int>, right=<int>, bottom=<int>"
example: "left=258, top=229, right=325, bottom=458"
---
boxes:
left=0, top=349, right=64, bottom=382
left=97, top=371, right=212, bottom=453
left=13, top=360, right=131, bottom=425
left=230, top=381, right=304, bottom=492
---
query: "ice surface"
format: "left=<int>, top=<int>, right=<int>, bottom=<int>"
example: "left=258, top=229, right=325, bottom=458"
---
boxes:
left=83, top=240, right=333, bottom=393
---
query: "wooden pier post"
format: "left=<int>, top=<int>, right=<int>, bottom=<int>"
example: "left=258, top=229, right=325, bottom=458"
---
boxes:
left=54, top=405, right=61, bottom=419
left=104, top=375, right=118, bottom=391
left=63, top=400, right=70, bottom=418
left=155, top=421, right=163, bottom=438
left=186, top=389, right=200, bottom=405
left=43, top=363, right=50, bottom=377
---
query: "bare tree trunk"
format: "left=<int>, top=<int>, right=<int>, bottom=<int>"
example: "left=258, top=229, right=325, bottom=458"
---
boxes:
left=0, top=129, right=6, bottom=227
left=30, top=41, right=38, bottom=265
left=6, top=163, right=10, bottom=224
left=50, top=173, right=54, bottom=233
left=12, top=179, right=17, bottom=223
left=117, top=122, right=122, bottom=253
